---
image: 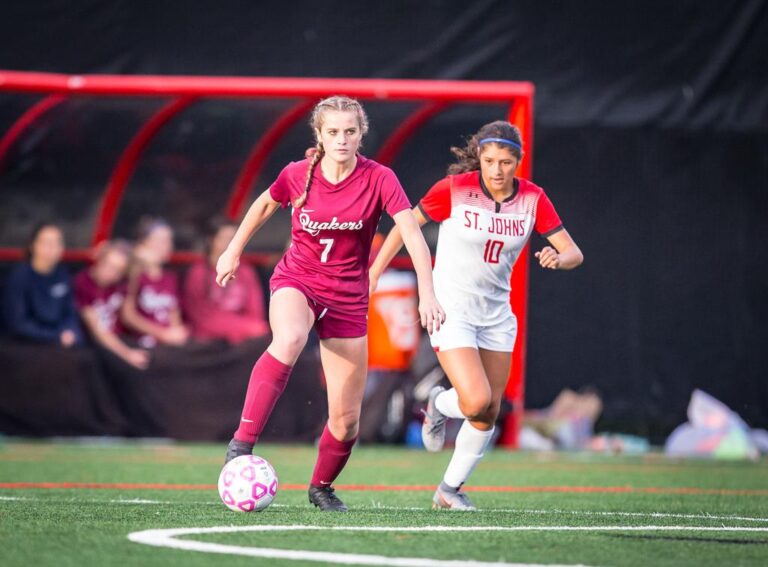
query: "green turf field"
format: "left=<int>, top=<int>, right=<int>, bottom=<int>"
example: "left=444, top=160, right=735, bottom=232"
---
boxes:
left=1, top=440, right=766, bottom=566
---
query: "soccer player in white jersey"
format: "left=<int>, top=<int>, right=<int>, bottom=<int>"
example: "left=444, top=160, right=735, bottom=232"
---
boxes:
left=369, top=120, right=583, bottom=510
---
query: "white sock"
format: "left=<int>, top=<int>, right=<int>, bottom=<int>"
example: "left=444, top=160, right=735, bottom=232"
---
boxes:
left=442, top=421, right=495, bottom=489
left=434, top=388, right=466, bottom=419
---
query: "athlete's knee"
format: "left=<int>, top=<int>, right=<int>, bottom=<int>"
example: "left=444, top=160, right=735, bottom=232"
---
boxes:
left=473, top=401, right=502, bottom=425
left=458, top=392, right=493, bottom=421
left=327, top=410, right=360, bottom=441
left=269, top=329, right=308, bottom=360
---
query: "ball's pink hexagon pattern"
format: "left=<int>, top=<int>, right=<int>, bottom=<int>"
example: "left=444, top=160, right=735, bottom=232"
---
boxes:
left=268, top=479, right=278, bottom=496
left=221, top=490, right=235, bottom=506
left=240, top=465, right=256, bottom=481
left=237, top=499, right=255, bottom=512
left=222, top=470, right=235, bottom=487
left=252, top=482, right=268, bottom=500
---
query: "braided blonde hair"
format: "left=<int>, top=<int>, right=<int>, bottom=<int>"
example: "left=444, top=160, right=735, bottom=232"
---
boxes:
left=292, top=95, right=369, bottom=209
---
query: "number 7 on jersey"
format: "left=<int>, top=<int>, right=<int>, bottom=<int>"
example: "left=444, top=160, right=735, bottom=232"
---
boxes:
left=319, top=238, right=334, bottom=263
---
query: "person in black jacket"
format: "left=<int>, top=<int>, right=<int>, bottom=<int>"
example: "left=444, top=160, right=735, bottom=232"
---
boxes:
left=4, top=222, right=83, bottom=346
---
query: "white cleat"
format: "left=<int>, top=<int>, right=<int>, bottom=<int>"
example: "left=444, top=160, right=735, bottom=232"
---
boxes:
left=421, top=386, right=447, bottom=452
left=432, top=486, right=477, bottom=511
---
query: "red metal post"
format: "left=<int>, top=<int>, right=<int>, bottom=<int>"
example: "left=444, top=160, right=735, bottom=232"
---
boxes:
left=91, top=97, right=196, bottom=246
left=375, top=101, right=449, bottom=166
left=0, top=94, right=66, bottom=170
left=226, top=99, right=315, bottom=220
left=0, top=248, right=275, bottom=265
left=500, top=96, right=535, bottom=448
left=0, top=71, right=533, bottom=104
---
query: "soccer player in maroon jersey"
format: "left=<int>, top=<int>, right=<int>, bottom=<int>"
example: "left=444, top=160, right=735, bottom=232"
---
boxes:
left=370, top=121, right=583, bottom=510
left=216, top=96, right=445, bottom=512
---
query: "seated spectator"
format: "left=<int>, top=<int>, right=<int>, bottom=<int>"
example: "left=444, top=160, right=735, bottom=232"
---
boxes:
left=120, top=217, right=189, bottom=348
left=183, top=218, right=269, bottom=343
left=74, top=240, right=150, bottom=369
left=3, top=222, right=83, bottom=346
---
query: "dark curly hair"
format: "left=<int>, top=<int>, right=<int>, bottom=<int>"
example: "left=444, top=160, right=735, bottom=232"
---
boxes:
left=447, top=121, right=524, bottom=175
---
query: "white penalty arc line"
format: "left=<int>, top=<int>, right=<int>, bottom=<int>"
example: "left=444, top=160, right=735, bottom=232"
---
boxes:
left=128, top=524, right=768, bottom=567
left=129, top=525, right=585, bottom=567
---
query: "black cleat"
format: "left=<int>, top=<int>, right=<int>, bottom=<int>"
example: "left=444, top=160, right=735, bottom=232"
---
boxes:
left=308, top=485, right=348, bottom=512
left=224, top=438, right=253, bottom=465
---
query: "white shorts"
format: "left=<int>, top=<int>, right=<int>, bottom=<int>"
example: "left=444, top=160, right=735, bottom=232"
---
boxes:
left=429, top=313, right=517, bottom=352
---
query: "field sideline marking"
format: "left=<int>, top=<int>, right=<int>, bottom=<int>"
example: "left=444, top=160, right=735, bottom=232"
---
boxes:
left=128, top=523, right=768, bottom=566
left=2, top=481, right=767, bottom=496
left=3, top=495, right=768, bottom=525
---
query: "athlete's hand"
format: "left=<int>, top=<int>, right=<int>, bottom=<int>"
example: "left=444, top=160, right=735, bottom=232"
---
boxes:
left=535, top=246, right=560, bottom=270
left=419, top=294, right=446, bottom=335
left=160, top=325, right=189, bottom=346
left=368, top=271, right=380, bottom=296
left=123, top=348, right=150, bottom=370
left=216, top=249, right=240, bottom=287
left=60, top=329, right=77, bottom=347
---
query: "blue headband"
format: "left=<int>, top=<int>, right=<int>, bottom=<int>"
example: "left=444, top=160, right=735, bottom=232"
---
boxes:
left=478, top=137, right=522, bottom=151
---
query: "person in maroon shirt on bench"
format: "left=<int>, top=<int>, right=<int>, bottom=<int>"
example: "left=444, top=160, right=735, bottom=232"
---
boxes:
left=120, top=217, right=189, bottom=349
left=183, top=218, right=268, bottom=344
left=74, top=239, right=150, bottom=369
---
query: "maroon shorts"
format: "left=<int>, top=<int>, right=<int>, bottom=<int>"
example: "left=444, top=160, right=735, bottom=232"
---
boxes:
left=269, top=275, right=368, bottom=340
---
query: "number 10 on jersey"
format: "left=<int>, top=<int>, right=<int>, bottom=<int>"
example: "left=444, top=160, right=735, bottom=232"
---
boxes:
left=320, top=238, right=334, bottom=263
left=484, top=239, right=503, bottom=264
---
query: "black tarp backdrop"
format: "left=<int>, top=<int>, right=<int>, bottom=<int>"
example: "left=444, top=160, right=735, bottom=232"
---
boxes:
left=0, top=0, right=766, bottom=439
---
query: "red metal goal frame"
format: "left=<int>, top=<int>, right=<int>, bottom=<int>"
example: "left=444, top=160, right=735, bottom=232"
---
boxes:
left=0, top=70, right=534, bottom=447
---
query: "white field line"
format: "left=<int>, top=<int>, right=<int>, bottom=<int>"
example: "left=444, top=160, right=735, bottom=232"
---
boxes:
left=363, top=504, right=768, bottom=524
left=2, top=495, right=768, bottom=525
left=128, top=524, right=768, bottom=567
left=128, top=525, right=589, bottom=567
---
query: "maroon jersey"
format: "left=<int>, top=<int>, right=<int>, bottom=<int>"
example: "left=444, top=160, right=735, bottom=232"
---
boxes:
left=73, top=269, right=126, bottom=334
left=269, top=155, right=411, bottom=313
left=134, top=271, right=180, bottom=328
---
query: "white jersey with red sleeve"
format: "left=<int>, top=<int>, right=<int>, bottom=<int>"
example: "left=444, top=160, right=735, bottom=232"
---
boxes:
left=418, top=171, right=563, bottom=326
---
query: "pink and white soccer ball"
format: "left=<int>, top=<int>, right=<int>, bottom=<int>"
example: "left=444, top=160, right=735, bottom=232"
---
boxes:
left=218, top=455, right=278, bottom=512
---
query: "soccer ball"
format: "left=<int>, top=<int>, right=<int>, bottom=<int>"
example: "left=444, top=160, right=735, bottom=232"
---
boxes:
left=218, top=455, right=278, bottom=512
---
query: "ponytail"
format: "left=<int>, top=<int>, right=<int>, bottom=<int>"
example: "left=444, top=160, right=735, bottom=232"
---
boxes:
left=293, top=141, right=324, bottom=209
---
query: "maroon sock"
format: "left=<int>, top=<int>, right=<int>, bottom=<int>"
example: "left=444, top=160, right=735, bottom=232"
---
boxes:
left=233, top=351, right=292, bottom=444
left=310, top=424, right=357, bottom=487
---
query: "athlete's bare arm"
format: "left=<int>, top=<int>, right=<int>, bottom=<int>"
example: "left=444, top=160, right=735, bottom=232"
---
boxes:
left=216, top=189, right=281, bottom=287
left=119, top=274, right=183, bottom=345
left=535, top=228, right=583, bottom=270
left=369, top=206, right=429, bottom=294
left=79, top=306, right=150, bottom=369
left=391, top=208, right=445, bottom=334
